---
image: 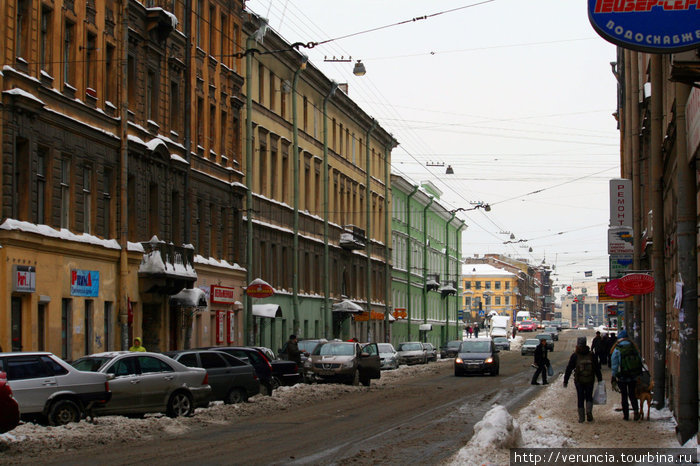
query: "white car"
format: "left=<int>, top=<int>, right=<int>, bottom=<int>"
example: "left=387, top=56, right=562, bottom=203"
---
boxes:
left=378, top=343, right=399, bottom=370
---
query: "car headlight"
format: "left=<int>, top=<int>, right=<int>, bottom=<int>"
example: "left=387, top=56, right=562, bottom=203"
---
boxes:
left=455, top=357, right=463, bottom=364
left=485, top=357, right=494, bottom=364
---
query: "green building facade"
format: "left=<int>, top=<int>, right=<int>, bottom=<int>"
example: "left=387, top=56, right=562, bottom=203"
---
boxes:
left=390, top=175, right=466, bottom=349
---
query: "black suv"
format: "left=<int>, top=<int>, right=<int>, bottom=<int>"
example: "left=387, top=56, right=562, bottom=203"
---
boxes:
left=454, top=338, right=500, bottom=376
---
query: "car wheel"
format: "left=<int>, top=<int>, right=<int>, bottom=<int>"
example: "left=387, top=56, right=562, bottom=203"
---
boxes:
left=270, top=376, right=282, bottom=390
left=166, top=391, right=194, bottom=418
left=48, top=399, right=81, bottom=426
left=225, top=388, right=247, bottom=404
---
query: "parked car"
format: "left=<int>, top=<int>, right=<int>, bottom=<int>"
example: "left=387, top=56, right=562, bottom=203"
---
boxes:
left=517, top=321, right=537, bottom=332
left=164, top=350, right=259, bottom=404
left=0, top=371, right=20, bottom=433
left=543, top=327, right=559, bottom=341
left=295, top=339, right=328, bottom=382
left=251, top=346, right=302, bottom=387
left=535, top=333, right=555, bottom=351
left=422, top=343, right=438, bottom=362
left=309, top=341, right=381, bottom=386
left=396, top=342, right=427, bottom=365
left=440, top=340, right=463, bottom=359
left=521, top=338, right=540, bottom=356
left=454, top=338, right=500, bottom=376
left=0, top=352, right=111, bottom=426
left=492, top=336, right=510, bottom=351
left=71, top=351, right=209, bottom=418
left=201, top=346, right=276, bottom=395
left=378, top=343, right=399, bottom=370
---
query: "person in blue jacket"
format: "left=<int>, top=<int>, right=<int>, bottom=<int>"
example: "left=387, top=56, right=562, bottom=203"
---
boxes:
left=610, top=329, right=642, bottom=420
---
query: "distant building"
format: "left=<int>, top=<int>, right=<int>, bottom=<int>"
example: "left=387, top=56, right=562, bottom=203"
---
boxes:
left=461, top=263, right=517, bottom=322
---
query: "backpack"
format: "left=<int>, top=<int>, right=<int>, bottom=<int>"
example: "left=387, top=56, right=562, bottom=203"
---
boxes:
left=575, top=352, right=595, bottom=384
left=618, top=342, right=642, bottom=378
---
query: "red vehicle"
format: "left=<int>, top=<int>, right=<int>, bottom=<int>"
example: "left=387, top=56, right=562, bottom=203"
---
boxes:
left=517, top=320, right=537, bottom=332
left=0, top=371, right=20, bottom=433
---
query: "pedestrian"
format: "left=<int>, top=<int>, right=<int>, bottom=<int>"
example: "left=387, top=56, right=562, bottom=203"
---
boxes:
left=285, top=334, right=302, bottom=365
left=564, top=336, right=603, bottom=422
left=473, top=325, right=479, bottom=338
left=129, top=337, right=146, bottom=352
left=467, top=325, right=473, bottom=338
left=606, top=332, right=617, bottom=368
left=610, top=329, right=643, bottom=420
left=512, top=325, right=517, bottom=338
left=600, top=333, right=610, bottom=366
left=591, top=331, right=603, bottom=366
left=531, top=338, right=549, bottom=385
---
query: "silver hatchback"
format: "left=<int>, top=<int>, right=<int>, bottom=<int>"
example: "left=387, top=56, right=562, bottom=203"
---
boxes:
left=72, top=352, right=211, bottom=418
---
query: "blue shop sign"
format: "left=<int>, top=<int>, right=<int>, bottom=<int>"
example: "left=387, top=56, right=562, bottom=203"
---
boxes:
left=71, top=270, right=100, bottom=297
left=588, top=0, right=700, bottom=52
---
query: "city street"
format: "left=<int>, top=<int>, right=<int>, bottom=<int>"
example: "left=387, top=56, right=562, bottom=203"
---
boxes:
left=1, top=331, right=579, bottom=465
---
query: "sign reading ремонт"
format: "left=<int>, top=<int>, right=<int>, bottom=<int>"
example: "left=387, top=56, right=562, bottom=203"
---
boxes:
left=588, top=0, right=700, bottom=53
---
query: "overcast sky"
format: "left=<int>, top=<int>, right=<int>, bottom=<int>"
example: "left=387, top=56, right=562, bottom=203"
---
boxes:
left=245, top=0, right=620, bottom=289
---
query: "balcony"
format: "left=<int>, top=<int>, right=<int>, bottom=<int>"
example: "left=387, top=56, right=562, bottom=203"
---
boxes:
left=339, top=225, right=366, bottom=250
left=138, top=236, right=197, bottom=295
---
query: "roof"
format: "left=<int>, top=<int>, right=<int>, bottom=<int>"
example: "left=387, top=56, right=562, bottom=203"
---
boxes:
left=462, top=263, right=516, bottom=277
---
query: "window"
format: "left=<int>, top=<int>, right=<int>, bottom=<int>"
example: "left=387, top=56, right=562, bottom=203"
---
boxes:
left=269, top=70, right=276, bottom=112
left=147, top=70, right=159, bottom=121
left=177, top=353, right=198, bottom=367
left=148, top=183, right=158, bottom=237
left=196, top=0, right=203, bottom=47
left=475, top=281, right=481, bottom=290
left=127, top=174, right=136, bottom=239
left=85, top=300, right=94, bottom=355
left=220, top=14, right=227, bottom=65
left=61, top=299, right=72, bottom=360
left=105, top=44, right=116, bottom=103
left=220, top=110, right=227, bottom=158
left=102, top=168, right=112, bottom=238
left=108, top=357, right=137, bottom=376
left=465, top=297, right=471, bottom=308
left=495, top=296, right=501, bottom=305
left=281, top=87, right=286, bottom=119
left=485, top=281, right=491, bottom=289
left=258, top=63, right=264, bottom=104
left=505, top=296, right=510, bottom=305
left=15, top=138, right=29, bottom=220
left=138, top=356, right=172, bottom=373
left=6, top=357, right=51, bottom=380
left=495, top=281, right=501, bottom=290
left=171, top=191, right=181, bottom=245
left=16, top=0, right=30, bottom=59
left=60, top=157, right=71, bottom=229
left=86, top=33, right=97, bottom=92
left=464, top=281, right=471, bottom=289
left=83, top=166, right=92, bottom=233
left=302, top=97, right=307, bottom=130
left=220, top=206, right=227, bottom=260
left=505, top=281, right=510, bottom=290
left=208, top=4, right=216, bottom=54
left=64, top=22, right=76, bottom=86
left=11, top=298, right=22, bottom=352
left=200, top=352, right=226, bottom=369
left=104, top=301, right=113, bottom=351
left=170, top=81, right=180, bottom=132
left=196, top=97, right=204, bottom=147
left=40, top=7, right=53, bottom=72
left=209, top=104, right=216, bottom=152
left=127, top=55, right=136, bottom=107
left=208, top=203, right=215, bottom=257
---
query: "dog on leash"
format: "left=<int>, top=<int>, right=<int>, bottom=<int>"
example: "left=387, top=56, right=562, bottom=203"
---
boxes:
left=635, top=380, right=654, bottom=420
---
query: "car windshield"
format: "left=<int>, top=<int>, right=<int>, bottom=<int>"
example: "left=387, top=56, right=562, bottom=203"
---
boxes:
left=536, top=334, right=552, bottom=340
left=493, top=337, right=507, bottom=343
left=378, top=343, right=395, bottom=353
left=72, top=356, right=114, bottom=372
left=525, top=339, right=540, bottom=346
left=544, top=327, right=557, bottom=332
left=447, top=341, right=462, bottom=349
left=298, top=340, right=323, bottom=352
left=314, top=342, right=355, bottom=356
left=398, top=342, right=423, bottom=351
left=460, top=341, right=491, bottom=353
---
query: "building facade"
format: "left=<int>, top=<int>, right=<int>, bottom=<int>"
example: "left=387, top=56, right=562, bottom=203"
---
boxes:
left=461, top=263, right=517, bottom=324
left=391, top=175, right=465, bottom=347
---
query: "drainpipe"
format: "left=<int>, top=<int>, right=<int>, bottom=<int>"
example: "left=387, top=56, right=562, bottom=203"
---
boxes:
left=383, top=142, right=394, bottom=343
left=365, top=119, right=377, bottom=342
left=118, top=0, right=130, bottom=351
left=292, top=56, right=308, bottom=336
left=674, top=82, right=697, bottom=445
left=443, top=212, right=457, bottom=345
left=630, top=52, right=642, bottom=347
left=405, top=186, right=419, bottom=342
left=422, top=197, right=434, bottom=339
left=244, top=33, right=256, bottom=345
left=182, top=0, right=193, bottom=350
left=322, top=81, right=338, bottom=339
left=649, top=55, right=666, bottom=410
left=622, top=50, right=634, bottom=332
left=455, top=223, right=466, bottom=340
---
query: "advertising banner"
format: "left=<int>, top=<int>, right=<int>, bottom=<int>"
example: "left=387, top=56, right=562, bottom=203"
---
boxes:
left=216, top=311, right=226, bottom=344
left=12, top=265, right=36, bottom=293
left=227, top=310, right=236, bottom=344
left=70, top=270, right=99, bottom=297
left=598, top=281, right=633, bottom=302
left=211, top=285, right=236, bottom=304
left=610, top=179, right=632, bottom=227
left=610, top=254, right=633, bottom=279
left=608, top=227, right=634, bottom=254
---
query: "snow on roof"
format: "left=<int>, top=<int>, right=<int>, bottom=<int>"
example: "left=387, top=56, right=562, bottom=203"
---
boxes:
left=194, top=255, right=245, bottom=271
left=462, top=263, right=515, bottom=277
left=146, top=7, right=179, bottom=28
left=0, top=219, right=120, bottom=250
left=3, top=87, right=45, bottom=105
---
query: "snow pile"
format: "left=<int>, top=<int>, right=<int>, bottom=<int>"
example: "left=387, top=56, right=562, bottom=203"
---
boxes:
left=508, top=336, right=524, bottom=352
left=449, top=404, right=521, bottom=465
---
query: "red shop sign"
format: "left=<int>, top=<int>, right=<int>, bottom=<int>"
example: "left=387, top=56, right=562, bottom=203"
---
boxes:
left=604, top=279, right=631, bottom=299
left=618, top=273, right=655, bottom=295
left=246, top=279, right=274, bottom=299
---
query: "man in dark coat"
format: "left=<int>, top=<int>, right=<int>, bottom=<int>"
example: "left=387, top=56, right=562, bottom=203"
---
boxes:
left=600, top=333, right=610, bottom=365
left=564, top=337, right=603, bottom=422
left=285, top=334, right=301, bottom=365
left=531, top=338, right=549, bottom=385
left=591, top=331, right=603, bottom=365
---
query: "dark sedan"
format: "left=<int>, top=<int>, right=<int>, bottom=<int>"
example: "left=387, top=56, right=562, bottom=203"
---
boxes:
left=454, top=338, right=500, bottom=376
left=440, top=340, right=463, bottom=359
left=164, top=350, right=260, bottom=404
left=492, top=336, right=511, bottom=351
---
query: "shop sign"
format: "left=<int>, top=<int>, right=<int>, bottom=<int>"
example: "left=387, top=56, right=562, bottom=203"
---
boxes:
left=608, top=227, right=634, bottom=254
left=246, top=279, right=274, bottom=299
left=588, top=0, right=700, bottom=53
left=13, top=265, right=36, bottom=293
left=599, top=281, right=633, bottom=302
left=211, top=285, right=236, bottom=304
left=354, top=311, right=385, bottom=322
left=610, top=254, right=633, bottom=279
left=392, top=308, right=407, bottom=319
left=227, top=310, right=236, bottom=344
left=216, top=311, right=226, bottom=344
left=619, top=273, right=655, bottom=295
left=70, top=270, right=99, bottom=297
left=609, top=179, right=632, bottom=227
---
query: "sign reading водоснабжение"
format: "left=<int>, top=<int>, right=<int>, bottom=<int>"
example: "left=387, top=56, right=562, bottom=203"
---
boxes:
left=588, top=0, right=700, bottom=53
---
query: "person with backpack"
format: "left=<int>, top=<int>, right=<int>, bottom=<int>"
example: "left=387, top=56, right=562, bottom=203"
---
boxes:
left=564, top=336, right=603, bottom=422
left=611, top=329, right=643, bottom=420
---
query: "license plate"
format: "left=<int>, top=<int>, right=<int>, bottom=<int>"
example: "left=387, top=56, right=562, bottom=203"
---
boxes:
left=317, top=370, right=336, bottom=376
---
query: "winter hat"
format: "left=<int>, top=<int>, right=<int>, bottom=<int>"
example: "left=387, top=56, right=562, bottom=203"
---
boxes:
left=576, top=336, right=587, bottom=347
left=618, top=329, right=628, bottom=339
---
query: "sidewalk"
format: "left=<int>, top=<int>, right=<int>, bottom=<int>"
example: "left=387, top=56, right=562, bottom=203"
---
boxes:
left=446, top=336, right=696, bottom=465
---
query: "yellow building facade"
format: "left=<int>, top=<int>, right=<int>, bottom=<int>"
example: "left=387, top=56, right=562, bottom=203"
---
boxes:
left=461, top=263, right=518, bottom=322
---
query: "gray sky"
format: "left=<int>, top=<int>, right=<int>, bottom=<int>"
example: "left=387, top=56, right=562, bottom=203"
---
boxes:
left=245, top=0, right=620, bottom=289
